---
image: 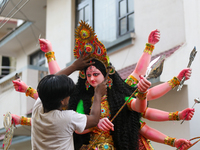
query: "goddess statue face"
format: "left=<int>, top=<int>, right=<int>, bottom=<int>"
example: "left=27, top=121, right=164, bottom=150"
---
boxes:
left=86, top=65, right=104, bottom=88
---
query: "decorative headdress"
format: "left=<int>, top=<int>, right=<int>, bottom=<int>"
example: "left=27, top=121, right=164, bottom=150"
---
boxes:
left=73, top=20, right=115, bottom=79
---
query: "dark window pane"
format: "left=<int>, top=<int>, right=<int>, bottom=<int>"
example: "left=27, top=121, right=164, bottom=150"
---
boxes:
left=128, top=0, right=134, bottom=13
left=84, top=5, right=89, bottom=22
left=77, top=0, right=87, bottom=5
left=128, top=13, right=134, bottom=31
left=120, top=17, right=126, bottom=35
left=1, top=57, right=10, bottom=77
left=94, top=0, right=116, bottom=45
left=30, top=50, right=45, bottom=67
left=119, top=0, right=126, bottom=17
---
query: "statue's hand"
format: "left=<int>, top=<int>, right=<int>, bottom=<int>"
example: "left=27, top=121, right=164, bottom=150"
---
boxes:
left=97, top=117, right=114, bottom=132
left=177, top=68, right=192, bottom=81
left=148, top=29, right=160, bottom=45
left=11, top=114, right=21, bottom=125
left=179, top=108, right=195, bottom=120
left=12, top=79, right=28, bottom=93
left=137, top=75, right=151, bottom=93
left=39, top=39, right=53, bottom=53
left=175, top=139, right=192, bottom=150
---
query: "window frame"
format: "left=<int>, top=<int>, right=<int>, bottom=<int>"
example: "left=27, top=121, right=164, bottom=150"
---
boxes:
left=116, top=0, right=135, bottom=38
left=76, top=0, right=93, bottom=27
left=75, top=0, right=135, bottom=55
left=29, top=50, right=45, bottom=67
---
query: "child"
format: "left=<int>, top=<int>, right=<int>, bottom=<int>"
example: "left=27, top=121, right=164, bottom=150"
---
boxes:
left=12, top=74, right=107, bottom=150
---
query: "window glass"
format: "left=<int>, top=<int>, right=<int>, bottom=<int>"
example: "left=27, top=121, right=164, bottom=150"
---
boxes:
left=119, top=0, right=126, bottom=17
left=128, top=0, right=134, bottom=13
left=78, top=9, right=83, bottom=23
left=77, top=0, right=87, bottom=5
left=30, top=50, right=45, bottom=67
left=128, top=13, right=134, bottom=31
left=94, top=0, right=117, bottom=46
left=84, top=5, right=89, bottom=23
left=118, top=0, right=134, bottom=36
left=76, top=0, right=92, bottom=27
left=0, top=56, right=10, bottom=78
left=120, top=17, right=126, bottom=35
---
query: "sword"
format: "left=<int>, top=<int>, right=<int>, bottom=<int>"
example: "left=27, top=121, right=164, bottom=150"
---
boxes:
left=177, top=47, right=197, bottom=91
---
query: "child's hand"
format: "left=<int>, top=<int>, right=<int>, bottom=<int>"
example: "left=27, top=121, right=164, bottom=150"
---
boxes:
left=72, top=52, right=95, bottom=71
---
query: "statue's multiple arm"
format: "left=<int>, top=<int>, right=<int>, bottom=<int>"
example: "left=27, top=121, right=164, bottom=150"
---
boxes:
left=12, top=79, right=38, bottom=100
left=39, top=39, right=61, bottom=74
left=130, top=75, right=151, bottom=113
left=143, top=107, right=195, bottom=121
left=139, top=123, right=192, bottom=150
left=126, top=29, right=192, bottom=101
left=97, top=117, right=192, bottom=149
left=11, top=114, right=31, bottom=126
left=147, top=68, right=191, bottom=101
left=131, top=29, right=160, bottom=80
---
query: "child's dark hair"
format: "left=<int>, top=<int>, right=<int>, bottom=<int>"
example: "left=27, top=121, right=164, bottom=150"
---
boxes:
left=37, top=74, right=75, bottom=111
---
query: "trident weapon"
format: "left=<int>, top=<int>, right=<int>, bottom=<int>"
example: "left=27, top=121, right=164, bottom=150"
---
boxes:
left=87, top=55, right=165, bottom=150
left=177, top=47, right=197, bottom=91
left=181, top=98, right=200, bottom=124
left=2, top=112, right=15, bottom=150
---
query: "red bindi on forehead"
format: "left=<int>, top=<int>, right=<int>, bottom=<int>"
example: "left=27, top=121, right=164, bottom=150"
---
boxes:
left=86, top=66, right=99, bottom=74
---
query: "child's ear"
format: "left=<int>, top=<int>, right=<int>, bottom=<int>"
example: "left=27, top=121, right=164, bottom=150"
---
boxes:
left=61, top=99, right=65, bottom=105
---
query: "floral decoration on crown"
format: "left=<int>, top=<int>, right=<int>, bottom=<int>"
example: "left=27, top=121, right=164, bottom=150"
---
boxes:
left=74, top=20, right=109, bottom=69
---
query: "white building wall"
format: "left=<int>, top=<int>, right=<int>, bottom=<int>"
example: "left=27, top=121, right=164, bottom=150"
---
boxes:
left=16, top=42, right=41, bottom=70
left=183, top=1, right=200, bottom=149
left=46, top=0, right=76, bottom=71
left=109, top=0, right=185, bottom=71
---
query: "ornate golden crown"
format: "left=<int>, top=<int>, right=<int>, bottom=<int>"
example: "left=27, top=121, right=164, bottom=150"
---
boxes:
left=73, top=21, right=115, bottom=79
left=74, top=20, right=109, bottom=67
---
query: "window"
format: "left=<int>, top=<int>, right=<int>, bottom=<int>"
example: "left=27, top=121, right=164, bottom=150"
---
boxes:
left=76, top=0, right=134, bottom=50
left=30, top=50, right=45, bottom=67
left=94, top=0, right=117, bottom=46
left=117, top=0, right=134, bottom=36
left=0, top=56, right=9, bottom=78
left=76, top=0, right=93, bottom=27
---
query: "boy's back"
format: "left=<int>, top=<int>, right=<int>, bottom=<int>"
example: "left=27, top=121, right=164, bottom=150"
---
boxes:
left=31, top=98, right=87, bottom=150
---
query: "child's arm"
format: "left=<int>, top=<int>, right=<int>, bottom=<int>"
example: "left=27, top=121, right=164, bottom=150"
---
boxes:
left=55, top=52, right=94, bottom=76
left=75, top=129, right=91, bottom=134
left=84, top=79, right=107, bottom=129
